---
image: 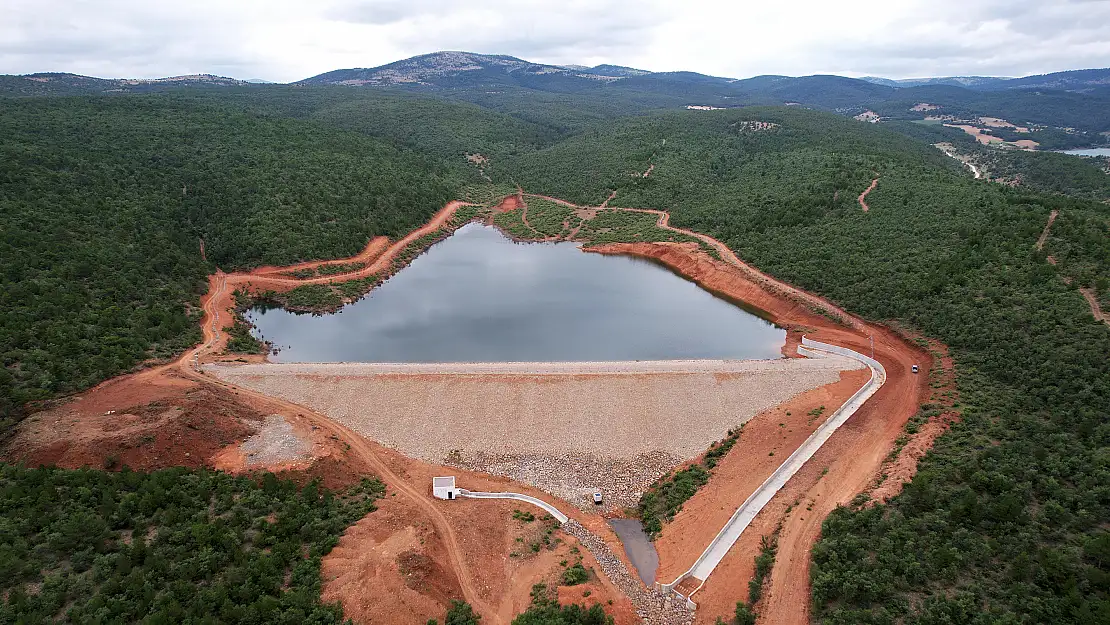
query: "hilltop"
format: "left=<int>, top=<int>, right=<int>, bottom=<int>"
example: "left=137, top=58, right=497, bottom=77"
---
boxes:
left=4, top=51, right=1109, bottom=139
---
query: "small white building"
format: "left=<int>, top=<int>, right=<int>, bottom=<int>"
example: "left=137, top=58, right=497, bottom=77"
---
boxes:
left=432, top=476, right=462, bottom=500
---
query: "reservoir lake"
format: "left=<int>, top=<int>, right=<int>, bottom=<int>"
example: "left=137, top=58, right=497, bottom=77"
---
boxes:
left=247, top=223, right=786, bottom=363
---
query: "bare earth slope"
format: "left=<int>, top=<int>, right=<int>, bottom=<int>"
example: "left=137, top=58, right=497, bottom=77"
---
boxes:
left=8, top=192, right=936, bottom=625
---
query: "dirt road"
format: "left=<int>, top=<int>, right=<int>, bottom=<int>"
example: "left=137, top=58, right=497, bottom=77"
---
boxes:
left=27, top=190, right=937, bottom=625
left=1034, top=211, right=1108, bottom=326
left=582, top=239, right=928, bottom=624
left=523, top=193, right=863, bottom=329
left=1080, top=288, right=1109, bottom=325
left=208, top=358, right=856, bottom=509
left=181, top=202, right=495, bottom=616
left=508, top=191, right=930, bottom=622
left=1036, top=209, right=1058, bottom=251
left=858, top=178, right=878, bottom=212
left=199, top=200, right=469, bottom=353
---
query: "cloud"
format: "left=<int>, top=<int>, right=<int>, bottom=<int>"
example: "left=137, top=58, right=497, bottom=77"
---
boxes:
left=814, top=0, right=1110, bottom=77
left=323, top=0, right=668, bottom=66
left=0, top=0, right=1106, bottom=82
left=326, top=0, right=453, bottom=26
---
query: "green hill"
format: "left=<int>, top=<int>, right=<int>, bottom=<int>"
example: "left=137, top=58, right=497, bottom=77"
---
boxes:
left=0, top=94, right=466, bottom=422
left=0, top=84, right=1107, bottom=624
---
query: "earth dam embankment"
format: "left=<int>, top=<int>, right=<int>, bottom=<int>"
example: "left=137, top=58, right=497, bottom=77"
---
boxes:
left=207, top=357, right=862, bottom=508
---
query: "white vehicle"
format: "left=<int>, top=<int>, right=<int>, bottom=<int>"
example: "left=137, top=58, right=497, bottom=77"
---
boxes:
left=911, top=364, right=919, bottom=374
left=592, top=491, right=603, bottom=505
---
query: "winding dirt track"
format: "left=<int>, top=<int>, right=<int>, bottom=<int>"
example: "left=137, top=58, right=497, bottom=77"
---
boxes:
left=524, top=192, right=926, bottom=624
left=148, top=190, right=927, bottom=625
left=1080, top=288, right=1109, bottom=325
left=1036, top=209, right=1059, bottom=251
left=178, top=201, right=492, bottom=617
left=858, top=178, right=878, bottom=212
left=1034, top=210, right=1108, bottom=326
left=524, top=194, right=864, bottom=330
left=239, top=200, right=469, bottom=287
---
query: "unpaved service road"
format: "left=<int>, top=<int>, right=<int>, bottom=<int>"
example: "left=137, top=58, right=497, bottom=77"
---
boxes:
left=207, top=358, right=860, bottom=507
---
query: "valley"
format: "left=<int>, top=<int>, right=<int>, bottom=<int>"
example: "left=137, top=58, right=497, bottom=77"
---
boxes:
left=1, top=57, right=1108, bottom=625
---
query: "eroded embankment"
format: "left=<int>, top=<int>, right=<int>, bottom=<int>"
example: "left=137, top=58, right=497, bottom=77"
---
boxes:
left=51, top=191, right=937, bottom=625
left=585, top=240, right=931, bottom=624
left=200, top=200, right=473, bottom=355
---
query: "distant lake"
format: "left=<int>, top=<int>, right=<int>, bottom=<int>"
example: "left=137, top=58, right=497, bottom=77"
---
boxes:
left=248, top=223, right=785, bottom=363
left=1058, top=147, right=1110, bottom=157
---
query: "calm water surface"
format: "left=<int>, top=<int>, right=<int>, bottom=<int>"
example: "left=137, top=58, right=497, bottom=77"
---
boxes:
left=1058, top=147, right=1110, bottom=157
left=609, top=519, right=659, bottom=584
left=248, top=224, right=785, bottom=362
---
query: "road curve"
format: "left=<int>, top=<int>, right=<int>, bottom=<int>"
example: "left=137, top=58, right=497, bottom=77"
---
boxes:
left=858, top=178, right=878, bottom=212
left=660, top=338, right=886, bottom=603
left=522, top=193, right=864, bottom=329
left=458, top=490, right=570, bottom=524
left=176, top=204, right=493, bottom=618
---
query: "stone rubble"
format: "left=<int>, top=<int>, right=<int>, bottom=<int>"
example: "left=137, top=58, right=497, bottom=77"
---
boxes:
left=455, top=450, right=683, bottom=511
left=562, top=520, right=694, bottom=625
left=239, top=414, right=314, bottom=466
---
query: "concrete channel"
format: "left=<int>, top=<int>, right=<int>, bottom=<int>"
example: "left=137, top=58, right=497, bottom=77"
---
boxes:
left=659, top=337, right=887, bottom=608
left=457, top=489, right=570, bottom=523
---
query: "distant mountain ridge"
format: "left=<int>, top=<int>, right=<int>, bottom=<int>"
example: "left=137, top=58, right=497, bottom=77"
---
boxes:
left=1, top=72, right=247, bottom=96
left=861, top=76, right=1010, bottom=89
left=5, top=53, right=1107, bottom=97
left=296, top=51, right=652, bottom=87
left=862, top=68, right=1110, bottom=92
left=3, top=52, right=1108, bottom=137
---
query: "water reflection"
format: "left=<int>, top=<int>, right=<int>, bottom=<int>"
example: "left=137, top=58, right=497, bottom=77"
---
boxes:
left=248, top=224, right=785, bottom=363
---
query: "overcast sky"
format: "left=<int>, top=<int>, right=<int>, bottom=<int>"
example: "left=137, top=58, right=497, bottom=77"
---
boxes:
left=3, top=0, right=1108, bottom=82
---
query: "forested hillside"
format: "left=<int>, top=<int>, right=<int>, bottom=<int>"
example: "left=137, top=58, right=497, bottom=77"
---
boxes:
left=0, top=465, right=384, bottom=622
left=168, top=87, right=562, bottom=162
left=885, top=120, right=1110, bottom=201
left=0, top=95, right=466, bottom=425
left=1, top=85, right=1107, bottom=623
left=501, top=107, right=1110, bottom=623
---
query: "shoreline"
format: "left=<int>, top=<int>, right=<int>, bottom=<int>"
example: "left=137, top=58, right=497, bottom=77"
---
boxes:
left=206, top=356, right=862, bottom=376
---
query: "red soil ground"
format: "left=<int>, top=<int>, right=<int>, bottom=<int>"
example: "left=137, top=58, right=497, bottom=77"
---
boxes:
left=587, top=240, right=931, bottom=625
left=652, top=368, right=872, bottom=617
left=200, top=199, right=471, bottom=355
left=858, top=178, right=879, bottom=212
left=6, top=197, right=643, bottom=625
left=8, top=193, right=944, bottom=625
left=1036, top=209, right=1058, bottom=251
left=491, top=192, right=524, bottom=213
left=252, top=236, right=391, bottom=276
left=868, top=332, right=959, bottom=505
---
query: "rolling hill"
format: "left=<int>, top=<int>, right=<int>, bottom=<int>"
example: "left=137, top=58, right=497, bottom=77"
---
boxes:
left=0, top=72, right=247, bottom=96
left=1, top=51, right=1108, bottom=625
left=862, top=67, right=1110, bottom=92
left=6, top=52, right=1109, bottom=139
left=296, top=53, right=1110, bottom=135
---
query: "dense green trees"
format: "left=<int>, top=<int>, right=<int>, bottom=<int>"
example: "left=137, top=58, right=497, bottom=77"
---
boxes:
left=1, top=85, right=1107, bottom=623
left=0, top=96, right=465, bottom=426
left=500, top=106, right=1109, bottom=622
left=511, top=585, right=613, bottom=625
left=0, top=465, right=383, bottom=622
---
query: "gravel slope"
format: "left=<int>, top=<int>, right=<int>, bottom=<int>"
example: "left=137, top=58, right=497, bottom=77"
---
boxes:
left=207, top=358, right=860, bottom=507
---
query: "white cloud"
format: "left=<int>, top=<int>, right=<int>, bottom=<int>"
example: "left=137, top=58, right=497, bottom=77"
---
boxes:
left=0, top=0, right=1107, bottom=82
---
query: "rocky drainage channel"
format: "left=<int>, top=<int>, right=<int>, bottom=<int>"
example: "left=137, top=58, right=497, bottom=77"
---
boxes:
left=562, top=520, right=693, bottom=625
left=454, top=450, right=682, bottom=511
